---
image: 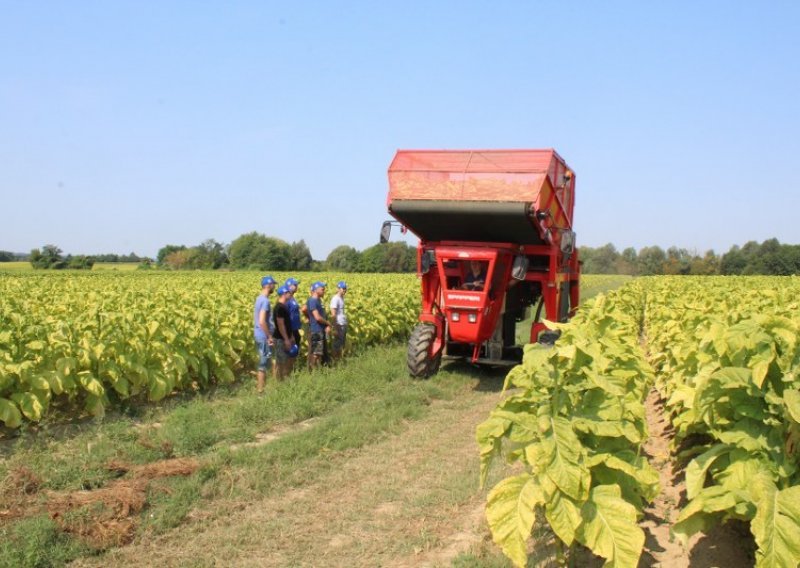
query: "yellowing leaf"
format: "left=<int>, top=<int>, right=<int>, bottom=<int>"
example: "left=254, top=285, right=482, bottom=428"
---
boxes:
left=485, top=474, right=543, bottom=568
left=751, top=480, right=800, bottom=568
left=576, top=484, right=645, bottom=568
left=0, top=398, right=22, bottom=428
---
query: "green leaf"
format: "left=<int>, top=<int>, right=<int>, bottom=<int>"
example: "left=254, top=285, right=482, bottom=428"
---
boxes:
left=575, top=484, right=645, bottom=568
left=10, top=392, right=44, bottom=421
left=485, top=474, right=544, bottom=568
left=673, top=486, right=739, bottom=545
left=544, top=488, right=582, bottom=546
left=685, top=444, right=733, bottom=500
left=715, top=419, right=771, bottom=452
left=540, top=416, right=588, bottom=501
left=149, top=376, right=169, bottom=401
left=85, top=394, right=105, bottom=418
left=593, top=452, right=660, bottom=503
left=78, top=372, right=105, bottom=397
left=784, top=389, right=800, bottom=424
left=477, top=414, right=511, bottom=486
left=751, top=481, right=800, bottom=568
left=0, top=397, right=22, bottom=428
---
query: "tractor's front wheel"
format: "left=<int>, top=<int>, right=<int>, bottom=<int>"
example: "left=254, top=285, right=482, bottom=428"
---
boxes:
left=407, top=323, right=441, bottom=378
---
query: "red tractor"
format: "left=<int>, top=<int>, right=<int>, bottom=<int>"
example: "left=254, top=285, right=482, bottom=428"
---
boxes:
left=381, top=149, right=580, bottom=377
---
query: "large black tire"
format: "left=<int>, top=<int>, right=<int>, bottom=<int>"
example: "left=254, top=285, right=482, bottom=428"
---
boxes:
left=407, top=324, right=441, bottom=378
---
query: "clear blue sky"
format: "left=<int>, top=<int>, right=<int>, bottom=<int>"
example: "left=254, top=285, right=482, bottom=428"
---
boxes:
left=2, top=1, right=798, bottom=260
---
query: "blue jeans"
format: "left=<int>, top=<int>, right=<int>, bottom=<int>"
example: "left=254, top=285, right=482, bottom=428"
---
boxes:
left=256, top=339, right=272, bottom=370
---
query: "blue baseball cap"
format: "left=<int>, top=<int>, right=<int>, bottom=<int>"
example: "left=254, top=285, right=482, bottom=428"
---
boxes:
left=337, top=280, right=347, bottom=289
left=285, top=277, right=300, bottom=287
left=311, top=281, right=327, bottom=291
left=287, top=343, right=299, bottom=358
left=277, top=285, right=290, bottom=296
left=261, top=275, right=276, bottom=287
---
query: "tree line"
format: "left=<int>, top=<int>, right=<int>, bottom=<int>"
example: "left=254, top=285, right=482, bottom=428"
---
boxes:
left=9, top=236, right=798, bottom=275
left=580, top=238, right=800, bottom=275
left=156, top=232, right=416, bottom=272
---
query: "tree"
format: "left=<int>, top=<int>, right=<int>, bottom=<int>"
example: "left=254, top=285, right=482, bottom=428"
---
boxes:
left=617, top=247, right=638, bottom=275
left=30, top=244, right=66, bottom=269
left=663, top=247, right=692, bottom=275
left=637, top=246, right=667, bottom=275
left=689, top=250, right=719, bottom=275
left=228, top=232, right=292, bottom=270
left=193, top=239, right=228, bottom=269
left=581, top=243, right=619, bottom=274
left=358, top=242, right=415, bottom=272
left=163, top=248, right=199, bottom=270
left=67, top=255, right=95, bottom=270
left=157, top=245, right=187, bottom=266
left=326, top=245, right=361, bottom=272
left=0, top=251, right=15, bottom=262
left=720, top=245, right=746, bottom=275
left=288, top=240, right=313, bottom=271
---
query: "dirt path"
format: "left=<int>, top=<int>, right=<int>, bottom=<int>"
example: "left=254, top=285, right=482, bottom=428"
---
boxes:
left=76, top=383, right=503, bottom=568
left=642, top=388, right=754, bottom=568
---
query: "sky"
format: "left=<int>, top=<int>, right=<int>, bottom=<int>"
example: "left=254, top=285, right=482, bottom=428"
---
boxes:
left=1, top=1, right=799, bottom=260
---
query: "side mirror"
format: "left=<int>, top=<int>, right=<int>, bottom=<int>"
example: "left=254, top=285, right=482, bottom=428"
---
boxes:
left=421, top=250, right=435, bottom=274
left=511, top=255, right=529, bottom=280
left=560, top=231, right=575, bottom=255
left=379, top=221, right=392, bottom=244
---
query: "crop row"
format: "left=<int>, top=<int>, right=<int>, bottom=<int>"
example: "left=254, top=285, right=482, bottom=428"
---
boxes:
left=482, top=275, right=800, bottom=567
left=644, top=276, right=800, bottom=568
left=0, top=271, right=419, bottom=428
left=478, top=281, right=658, bottom=567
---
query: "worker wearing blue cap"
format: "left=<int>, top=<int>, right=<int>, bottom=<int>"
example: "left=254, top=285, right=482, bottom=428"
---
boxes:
left=253, top=275, right=276, bottom=393
left=329, top=281, right=349, bottom=361
left=272, top=285, right=296, bottom=380
left=284, top=277, right=302, bottom=373
left=306, top=281, right=332, bottom=369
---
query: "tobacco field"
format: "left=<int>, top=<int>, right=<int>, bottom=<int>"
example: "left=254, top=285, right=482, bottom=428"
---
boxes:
left=0, top=272, right=418, bottom=428
left=480, top=276, right=800, bottom=567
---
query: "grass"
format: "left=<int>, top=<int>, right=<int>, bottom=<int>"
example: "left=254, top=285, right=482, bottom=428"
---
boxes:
left=0, top=343, right=472, bottom=566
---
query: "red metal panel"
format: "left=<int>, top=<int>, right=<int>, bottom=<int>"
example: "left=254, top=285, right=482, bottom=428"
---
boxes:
left=388, top=150, right=574, bottom=228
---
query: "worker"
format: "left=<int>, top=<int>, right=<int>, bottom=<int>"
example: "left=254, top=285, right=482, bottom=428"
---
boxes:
left=306, top=281, right=332, bottom=369
left=462, top=260, right=488, bottom=291
left=284, top=277, right=302, bottom=372
left=329, top=281, right=348, bottom=361
left=272, top=285, right=295, bottom=380
left=253, top=275, right=276, bottom=393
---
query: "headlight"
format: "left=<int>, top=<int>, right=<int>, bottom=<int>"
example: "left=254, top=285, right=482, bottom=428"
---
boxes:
left=468, top=313, right=477, bottom=323
left=451, top=312, right=460, bottom=322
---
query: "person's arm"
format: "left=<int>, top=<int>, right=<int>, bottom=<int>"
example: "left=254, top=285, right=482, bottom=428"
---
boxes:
left=276, top=316, right=292, bottom=345
left=330, top=297, right=339, bottom=321
left=311, top=308, right=331, bottom=328
left=259, top=307, right=273, bottom=345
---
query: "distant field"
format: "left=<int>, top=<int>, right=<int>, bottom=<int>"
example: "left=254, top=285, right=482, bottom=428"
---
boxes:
left=92, top=262, right=140, bottom=271
left=0, top=261, right=32, bottom=270
left=0, top=262, right=141, bottom=271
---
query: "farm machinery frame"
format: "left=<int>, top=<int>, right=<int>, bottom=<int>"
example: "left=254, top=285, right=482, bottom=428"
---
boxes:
left=382, top=149, right=580, bottom=377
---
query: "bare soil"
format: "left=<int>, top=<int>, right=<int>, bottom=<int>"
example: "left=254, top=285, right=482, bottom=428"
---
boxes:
left=641, top=388, right=755, bottom=567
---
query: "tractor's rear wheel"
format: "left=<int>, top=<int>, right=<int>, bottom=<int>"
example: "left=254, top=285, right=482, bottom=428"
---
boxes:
left=407, top=323, right=441, bottom=378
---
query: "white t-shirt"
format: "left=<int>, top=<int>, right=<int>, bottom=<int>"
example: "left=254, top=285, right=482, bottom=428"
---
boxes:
left=330, top=294, right=347, bottom=325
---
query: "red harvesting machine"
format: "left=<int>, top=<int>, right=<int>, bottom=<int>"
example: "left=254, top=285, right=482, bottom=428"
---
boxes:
left=382, top=149, right=580, bottom=377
